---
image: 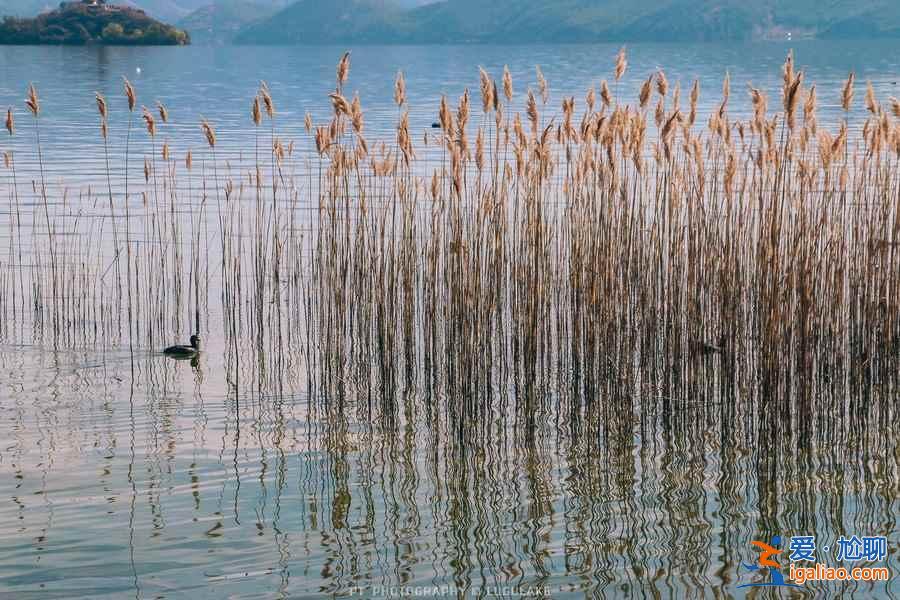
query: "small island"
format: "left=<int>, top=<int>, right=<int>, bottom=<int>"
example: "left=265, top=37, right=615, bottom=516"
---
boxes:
left=0, top=0, right=190, bottom=45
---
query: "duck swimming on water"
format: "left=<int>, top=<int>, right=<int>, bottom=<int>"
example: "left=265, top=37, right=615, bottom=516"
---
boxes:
left=164, top=334, right=201, bottom=357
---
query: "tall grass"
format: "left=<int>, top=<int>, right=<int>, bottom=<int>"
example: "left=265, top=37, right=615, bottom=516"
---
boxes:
left=0, top=51, right=897, bottom=421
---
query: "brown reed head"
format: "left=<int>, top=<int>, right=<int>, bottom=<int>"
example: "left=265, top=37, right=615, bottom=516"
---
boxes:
left=585, top=86, right=596, bottom=112
left=123, top=77, right=136, bottom=112
left=259, top=82, right=274, bottom=118
left=502, top=65, right=513, bottom=101
left=891, top=97, right=900, bottom=118
left=336, top=51, right=351, bottom=89
left=782, top=50, right=794, bottom=89
left=252, top=96, right=262, bottom=126
left=141, top=106, right=156, bottom=137
left=804, top=85, right=817, bottom=124
left=656, top=70, right=668, bottom=97
left=95, top=92, right=108, bottom=121
left=329, top=93, right=351, bottom=118
left=841, top=72, right=855, bottom=111
left=304, top=112, right=313, bottom=133
left=351, top=93, right=364, bottom=134
left=439, top=95, right=452, bottom=133
left=200, top=118, right=216, bottom=148
left=394, top=71, right=406, bottom=107
left=25, top=84, right=40, bottom=117
left=614, top=47, right=627, bottom=81
left=526, top=90, right=539, bottom=137
left=784, top=72, right=803, bottom=130
left=457, top=88, right=470, bottom=127
left=638, top=75, right=653, bottom=110
left=157, top=101, right=169, bottom=124
left=185, top=150, right=192, bottom=170
left=479, top=67, right=493, bottom=113
left=397, top=110, right=413, bottom=164
left=687, top=79, right=699, bottom=126
left=273, top=137, right=285, bottom=163
left=600, top=80, right=612, bottom=108
left=536, top=66, right=548, bottom=104
left=5, top=108, right=12, bottom=135
left=865, top=81, right=877, bottom=114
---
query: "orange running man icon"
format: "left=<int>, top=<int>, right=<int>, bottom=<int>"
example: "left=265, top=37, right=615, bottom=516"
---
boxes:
left=738, top=535, right=799, bottom=588
left=751, top=540, right=781, bottom=568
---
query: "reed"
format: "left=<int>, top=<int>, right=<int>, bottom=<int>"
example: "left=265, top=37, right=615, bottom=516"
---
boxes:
left=0, top=51, right=896, bottom=423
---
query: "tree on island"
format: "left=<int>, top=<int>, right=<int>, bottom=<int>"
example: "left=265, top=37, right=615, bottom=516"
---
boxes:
left=1, top=0, right=189, bottom=45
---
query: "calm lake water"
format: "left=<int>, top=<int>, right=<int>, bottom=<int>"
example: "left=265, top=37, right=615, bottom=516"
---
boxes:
left=0, top=42, right=898, bottom=599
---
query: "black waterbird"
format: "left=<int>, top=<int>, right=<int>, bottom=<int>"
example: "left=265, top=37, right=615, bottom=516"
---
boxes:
left=164, top=334, right=201, bottom=358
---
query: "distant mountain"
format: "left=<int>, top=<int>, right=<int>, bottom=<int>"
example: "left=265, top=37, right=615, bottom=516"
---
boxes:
left=0, top=0, right=190, bottom=45
left=178, top=0, right=286, bottom=43
left=235, top=0, right=408, bottom=44
left=233, top=0, right=900, bottom=44
left=5, top=0, right=897, bottom=44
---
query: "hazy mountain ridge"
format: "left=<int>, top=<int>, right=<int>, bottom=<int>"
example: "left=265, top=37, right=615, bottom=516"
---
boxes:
left=235, top=0, right=900, bottom=44
left=177, top=0, right=286, bottom=43
left=4, top=0, right=898, bottom=43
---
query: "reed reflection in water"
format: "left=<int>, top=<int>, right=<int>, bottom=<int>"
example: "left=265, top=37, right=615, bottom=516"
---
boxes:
left=0, top=347, right=896, bottom=598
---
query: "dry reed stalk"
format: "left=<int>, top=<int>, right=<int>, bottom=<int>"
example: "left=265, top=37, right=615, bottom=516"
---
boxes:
left=4, top=49, right=898, bottom=415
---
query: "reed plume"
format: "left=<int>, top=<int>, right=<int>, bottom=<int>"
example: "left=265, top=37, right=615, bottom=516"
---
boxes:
left=479, top=67, right=493, bottom=113
left=394, top=71, right=406, bottom=107
left=614, top=47, right=627, bottom=81
left=142, top=106, right=156, bottom=137
left=259, top=81, right=274, bottom=118
left=25, top=84, right=40, bottom=116
left=841, top=72, right=855, bottom=111
left=201, top=119, right=216, bottom=148
left=124, top=78, right=136, bottom=112
left=688, top=79, right=699, bottom=126
left=656, top=70, right=668, bottom=97
left=600, top=80, right=612, bottom=108
left=336, top=51, right=351, bottom=91
left=784, top=72, right=803, bottom=130
left=865, top=81, right=877, bottom=114
left=536, top=66, right=548, bottom=104
left=502, top=66, right=513, bottom=101
left=638, top=75, right=653, bottom=110
left=252, top=96, right=262, bottom=126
